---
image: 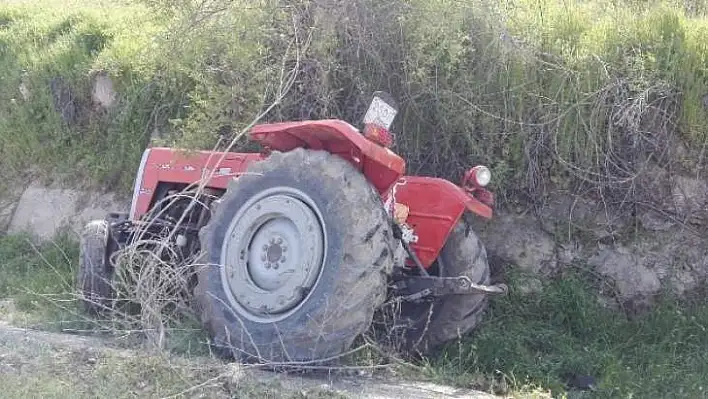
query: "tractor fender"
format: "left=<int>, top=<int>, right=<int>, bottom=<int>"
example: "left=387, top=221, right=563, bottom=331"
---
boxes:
left=388, top=176, right=492, bottom=268
left=249, top=120, right=405, bottom=194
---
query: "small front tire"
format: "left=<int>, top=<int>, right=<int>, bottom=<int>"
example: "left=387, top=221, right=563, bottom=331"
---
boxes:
left=77, top=219, right=115, bottom=314
left=400, top=218, right=491, bottom=354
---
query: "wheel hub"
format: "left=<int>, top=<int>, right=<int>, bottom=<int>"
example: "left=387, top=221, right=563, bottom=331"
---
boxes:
left=246, top=218, right=300, bottom=292
left=221, top=189, right=326, bottom=323
left=266, top=242, right=283, bottom=264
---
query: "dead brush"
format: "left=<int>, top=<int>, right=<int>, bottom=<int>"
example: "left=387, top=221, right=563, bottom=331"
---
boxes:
left=105, top=189, right=213, bottom=349
left=69, top=14, right=310, bottom=352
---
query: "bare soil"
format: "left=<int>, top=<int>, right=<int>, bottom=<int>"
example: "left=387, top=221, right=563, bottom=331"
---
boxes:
left=0, top=317, right=494, bottom=399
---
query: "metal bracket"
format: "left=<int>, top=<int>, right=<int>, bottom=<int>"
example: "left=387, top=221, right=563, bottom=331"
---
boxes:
left=393, top=275, right=508, bottom=301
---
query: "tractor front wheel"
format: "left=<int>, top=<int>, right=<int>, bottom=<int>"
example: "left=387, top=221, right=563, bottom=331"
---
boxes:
left=194, top=148, right=394, bottom=363
left=400, top=219, right=490, bottom=354
left=77, top=219, right=115, bottom=314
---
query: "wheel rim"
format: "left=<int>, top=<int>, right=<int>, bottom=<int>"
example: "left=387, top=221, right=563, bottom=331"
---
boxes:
left=220, top=186, right=326, bottom=323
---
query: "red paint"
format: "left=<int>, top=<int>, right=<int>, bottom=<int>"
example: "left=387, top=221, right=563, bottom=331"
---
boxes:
left=362, top=124, right=394, bottom=148
left=250, top=120, right=406, bottom=194
left=131, top=148, right=264, bottom=220
left=131, top=120, right=493, bottom=270
left=390, top=176, right=493, bottom=267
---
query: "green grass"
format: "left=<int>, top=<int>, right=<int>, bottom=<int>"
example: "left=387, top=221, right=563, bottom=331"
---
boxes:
left=421, top=270, right=708, bottom=398
left=0, top=0, right=166, bottom=192
left=393, top=0, right=708, bottom=203
left=0, top=0, right=288, bottom=193
left=0, top=233, right=77, bottom=319
left=1, top=0, right=708, bottom=204
left=2, top=234, right=708, bottom=397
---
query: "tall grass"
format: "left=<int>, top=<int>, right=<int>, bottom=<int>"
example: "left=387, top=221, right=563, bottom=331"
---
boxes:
left=376, top=0, right=708, bottom=207
left=2, top=0, right=707, bottom=212
left=420, top=269, right=708, bottom=397
left=0, top=232, right=79, bottom=328
left=0, top=1, right=159, bottom=191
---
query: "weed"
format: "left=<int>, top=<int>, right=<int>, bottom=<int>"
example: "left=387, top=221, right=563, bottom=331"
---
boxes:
left=422, top=270, right=708, bottom=397
left=2, top=0, right=708, bottom=211
left=0, top=233, right=76, bottom=313
left=2, top=233, right=708, bottom=397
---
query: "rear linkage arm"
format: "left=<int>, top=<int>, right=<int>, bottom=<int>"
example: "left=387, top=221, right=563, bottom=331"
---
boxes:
left=392, top=275, right=508, bottom=302
left=390, top=222, right=508, bottom=302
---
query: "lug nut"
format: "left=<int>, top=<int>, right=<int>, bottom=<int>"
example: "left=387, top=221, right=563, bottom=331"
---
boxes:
left=281, top=257, right=286, bottom=263
left=282, top=246, right=287, bottom=252
left=276, top=237, right=283, bottom=244
left=261, top=254, right=267, bottom=261
left=273, top=264, right=279, bottom=270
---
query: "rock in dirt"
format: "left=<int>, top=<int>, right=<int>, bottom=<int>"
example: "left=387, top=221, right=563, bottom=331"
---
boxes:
left=588, top=246, right=661, bottom=305
left=7, top=182, right=128, bottom=240
left=91, top=71, right=117, bottom=109
left=535, top=193, right=627, bottom=241
left=474, top=212, right=557, bottom=275
left=670, top=175, right=708, bottom=223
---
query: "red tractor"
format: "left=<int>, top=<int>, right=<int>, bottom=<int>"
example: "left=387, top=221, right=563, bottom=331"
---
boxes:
left=77, top=92, right=507, bottom=363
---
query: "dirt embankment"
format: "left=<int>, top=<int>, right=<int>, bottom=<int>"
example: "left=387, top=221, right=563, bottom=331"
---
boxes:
left=6, top=174, right=708, bottom=312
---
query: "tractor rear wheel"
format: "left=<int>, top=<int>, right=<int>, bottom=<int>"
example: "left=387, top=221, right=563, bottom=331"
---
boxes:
left=77, top=219, right=115, bottom=314
left=400, top=218, right=490, bottom=354
left=194, top=148, right=394, bottom=363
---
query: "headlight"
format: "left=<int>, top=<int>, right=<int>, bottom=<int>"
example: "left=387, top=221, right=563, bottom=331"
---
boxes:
left=472, top=165, right=491, bottom=187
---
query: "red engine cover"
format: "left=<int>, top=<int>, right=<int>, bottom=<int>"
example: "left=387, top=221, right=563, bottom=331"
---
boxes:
left=130, top=148, right=265, bottom=220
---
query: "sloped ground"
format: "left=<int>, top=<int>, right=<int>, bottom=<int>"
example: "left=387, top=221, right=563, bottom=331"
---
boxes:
left=4, top=226, right=708, bottom=398
left=0, top=316, right=495, bottom=399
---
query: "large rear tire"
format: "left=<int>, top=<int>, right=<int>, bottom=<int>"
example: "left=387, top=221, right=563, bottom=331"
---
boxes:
left=400, top=218, right=490, bottom=354
left=194, top=148, right=395, bottom=363
left=77, top=220, right=115, bottom=314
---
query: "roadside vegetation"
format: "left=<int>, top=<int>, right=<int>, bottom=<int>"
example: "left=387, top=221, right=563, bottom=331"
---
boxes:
left=2, top=234, right=708, bottom=398
left=3, top=0, right=708, bottom=398
left=2, top=0, right=708, bottom=209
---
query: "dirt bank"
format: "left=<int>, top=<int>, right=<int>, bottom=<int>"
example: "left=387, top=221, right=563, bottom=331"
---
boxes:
left=0, top=318, right=495, bottom=399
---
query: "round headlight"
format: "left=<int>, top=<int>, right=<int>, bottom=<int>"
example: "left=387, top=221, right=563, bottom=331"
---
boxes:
left=473, top=166, right=491, bottom=187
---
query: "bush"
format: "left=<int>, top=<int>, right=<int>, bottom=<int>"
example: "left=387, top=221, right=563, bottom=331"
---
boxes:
left=1, top=0, right=707, bottom=209
left=422, top=269, right=708, bottom=397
